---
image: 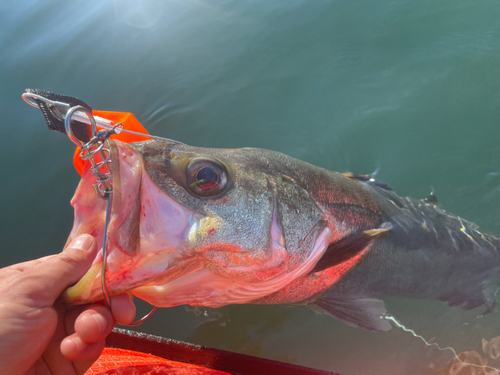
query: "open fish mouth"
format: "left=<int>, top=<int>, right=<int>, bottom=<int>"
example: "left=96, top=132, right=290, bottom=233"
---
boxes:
left=63, top=140, right=200, bottom=304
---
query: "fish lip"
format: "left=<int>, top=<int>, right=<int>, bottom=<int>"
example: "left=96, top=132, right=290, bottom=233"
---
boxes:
left=131, top=225, right=332, bottom=308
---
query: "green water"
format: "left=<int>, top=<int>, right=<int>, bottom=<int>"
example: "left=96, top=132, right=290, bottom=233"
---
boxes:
left=2, top=1, right=500, bottom=373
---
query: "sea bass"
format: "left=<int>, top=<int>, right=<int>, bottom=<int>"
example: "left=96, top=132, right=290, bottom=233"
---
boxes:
left=64, top=138, right=500, bottom=332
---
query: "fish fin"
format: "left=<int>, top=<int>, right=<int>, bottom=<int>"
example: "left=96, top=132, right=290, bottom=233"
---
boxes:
left=440, top=285, right=497, bottom=313
left=311, top=222, right=392, bottom=273
left=310, top=295, right=392, bottom=332
left=423, top=191, right=439, bottom=204
left=482, top=287, right=498, bottom=314
left=341, top=173, right=392, bottom=191
left=341, top=172, right=372, bottom=181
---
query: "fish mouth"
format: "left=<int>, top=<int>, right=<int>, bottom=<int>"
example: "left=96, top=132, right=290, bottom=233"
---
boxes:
left=63, top=140, right=198, bottom=304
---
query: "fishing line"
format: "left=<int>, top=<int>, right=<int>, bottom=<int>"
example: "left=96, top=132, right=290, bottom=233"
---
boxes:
left=384, top=315, right=500, bottom=373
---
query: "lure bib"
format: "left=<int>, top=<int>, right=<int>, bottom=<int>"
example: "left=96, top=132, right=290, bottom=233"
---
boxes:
left=73, top=111, right=150, bottom=175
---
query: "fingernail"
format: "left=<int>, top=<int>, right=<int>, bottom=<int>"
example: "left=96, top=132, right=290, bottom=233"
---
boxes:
left=63, top=337, right=81, bottom=352
left=90, top=312, right=107, bottom=336
left=71, top=235, right=94, bottom=251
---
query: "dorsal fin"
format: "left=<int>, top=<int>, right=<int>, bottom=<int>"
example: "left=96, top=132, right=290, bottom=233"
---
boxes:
left=341, top=173, right=372, bottom=181
left=311, top=222, right=392, bottom=273
left=423, top=191, right=438, bottom=204
left=341, top=173, right=392, bottom=191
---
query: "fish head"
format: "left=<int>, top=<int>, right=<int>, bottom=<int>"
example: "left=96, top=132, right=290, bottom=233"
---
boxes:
left=64, top=139, right=331, bottom=307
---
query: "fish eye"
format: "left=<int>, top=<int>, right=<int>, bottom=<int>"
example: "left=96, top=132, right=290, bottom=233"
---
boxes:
left=186, top=159, right=228, bottom=197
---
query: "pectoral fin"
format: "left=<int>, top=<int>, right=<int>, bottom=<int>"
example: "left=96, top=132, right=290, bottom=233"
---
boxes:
left=311, top=222, right=392, bottom=273
left=310, top=295, right=392, bottom=332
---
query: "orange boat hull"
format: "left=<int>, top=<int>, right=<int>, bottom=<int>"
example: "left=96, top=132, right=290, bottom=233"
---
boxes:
left=86, top=347, right=230, bottom=374
left=85, top=328, right=339, bottom=375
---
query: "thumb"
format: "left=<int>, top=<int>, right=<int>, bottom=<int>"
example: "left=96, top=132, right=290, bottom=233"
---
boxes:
left=29, top=235, right=98, bottom=304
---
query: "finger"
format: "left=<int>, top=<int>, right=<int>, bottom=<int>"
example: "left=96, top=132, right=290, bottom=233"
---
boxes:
left=64, top=304, right=88, bottom=339
left=60, top=333, right=105, bottom=362
left=27, top=235, right=97, bottom=304
left=74, top=305, right=114, bottom=343
left=111, top=293, right=136, bottom=325
left=41, top=304, right=88, bottom=375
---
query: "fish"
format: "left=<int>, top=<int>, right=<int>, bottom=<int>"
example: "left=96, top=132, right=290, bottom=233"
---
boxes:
left=64, top=138, right=500, bottom=332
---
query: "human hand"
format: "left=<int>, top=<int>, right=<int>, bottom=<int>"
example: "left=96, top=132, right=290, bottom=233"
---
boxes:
left=0, top=234, right=136, bottom=375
